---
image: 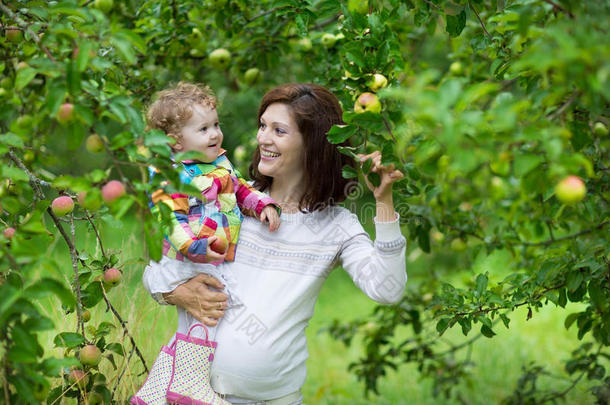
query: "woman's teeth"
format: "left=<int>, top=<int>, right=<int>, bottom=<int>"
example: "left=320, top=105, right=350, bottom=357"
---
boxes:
left=261, top=150, right=280, bottom=158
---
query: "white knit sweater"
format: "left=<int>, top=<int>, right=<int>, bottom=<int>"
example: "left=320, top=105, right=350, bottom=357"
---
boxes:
left=142, top=205, right=407, bottom=400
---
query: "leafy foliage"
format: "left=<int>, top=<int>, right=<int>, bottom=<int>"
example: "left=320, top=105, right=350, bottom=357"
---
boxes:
left=0, top=0, right=608, bottom=403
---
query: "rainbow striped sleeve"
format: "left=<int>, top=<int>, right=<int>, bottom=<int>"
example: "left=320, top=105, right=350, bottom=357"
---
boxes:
left=235, top=177, right=280, bottom=216
left=151, top=189, right=208, bottom=263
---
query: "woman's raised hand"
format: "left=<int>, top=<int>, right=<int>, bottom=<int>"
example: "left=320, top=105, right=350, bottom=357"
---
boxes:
left=163, top=273, right=228, bottom=326
left=358, top=151, right=404, bottom=200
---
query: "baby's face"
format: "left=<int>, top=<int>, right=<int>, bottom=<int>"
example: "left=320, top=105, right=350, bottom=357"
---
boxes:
left=175, top=103, right=223, bottom=162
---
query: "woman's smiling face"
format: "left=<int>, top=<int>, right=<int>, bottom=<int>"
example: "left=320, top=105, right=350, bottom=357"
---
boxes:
left=256, top=103, right=305, bottom=181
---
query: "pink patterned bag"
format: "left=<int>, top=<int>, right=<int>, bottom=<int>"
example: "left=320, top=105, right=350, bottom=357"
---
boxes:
left=165, top=323, right=230, bottom=405
left=131, top=341, right=176, bottom=405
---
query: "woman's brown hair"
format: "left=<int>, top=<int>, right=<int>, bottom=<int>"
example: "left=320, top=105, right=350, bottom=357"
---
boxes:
left=249, top=83, right=357, bottom=212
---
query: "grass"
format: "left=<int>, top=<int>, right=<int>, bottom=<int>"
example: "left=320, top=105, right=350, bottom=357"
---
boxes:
left=32, top=215, right=601, bottom=404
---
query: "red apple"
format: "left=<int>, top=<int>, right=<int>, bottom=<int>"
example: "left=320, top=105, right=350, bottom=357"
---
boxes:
left=68, top=369, right=89, bottom=389
left=210, top=236, right=228, bottom=254
left=51, top=196, right=74, bottom=216
left=85, top=134, right=105, bottom=153
left=57, top=103, right=74, bottom=123
left=79, top=344, right=102, bottom=367
left=103, top=268, right=122, bottom=286
left=555, top=175, right=586, bottom=205
left=354, top=92, right=381, bottom=114
left=101, top=180, right=125, bottom=203
left=3, top=227, right=15, bottom=239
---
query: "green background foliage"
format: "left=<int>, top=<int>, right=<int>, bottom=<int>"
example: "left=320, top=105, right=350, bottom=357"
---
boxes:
left=0, top=0, right=608, bottom=403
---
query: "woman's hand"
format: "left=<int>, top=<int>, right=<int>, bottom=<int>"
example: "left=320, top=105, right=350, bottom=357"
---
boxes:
left=260, top=205, right=281, bottom=232
left=358, top=151, right=404, bottom=200
left=163, top=273, right=229, bottom=327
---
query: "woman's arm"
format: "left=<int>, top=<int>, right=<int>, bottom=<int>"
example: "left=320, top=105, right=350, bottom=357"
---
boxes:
left=340, top=151, right=407, bottom=304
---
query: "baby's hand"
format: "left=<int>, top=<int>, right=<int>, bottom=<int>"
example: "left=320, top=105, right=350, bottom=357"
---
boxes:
left=260, top=206, right=281, bottom=232
left=206, top=236, right=227, bottom=264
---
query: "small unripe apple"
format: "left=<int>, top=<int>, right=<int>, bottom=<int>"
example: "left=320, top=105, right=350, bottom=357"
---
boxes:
left=210, top=236, right=228, bottom=254
left=354, top=92, right=381, bottom=114
left=5, top=27, right=23, bottom=43
left=57, top=103, right=74, bottom=123
left=101, top=180, right=125, bottom=203
left=450, top=238, right=467, bottom=252
left=3, top=227, right=15, bottom=239
left=208, top=48, right=231, bottom=71
left=244, top=68, right=262, bottom=86
left=103, top=268, right=122, bottom=286
left=16, top=114, right=33, bottom=128
left=431, top=230, right=444, bottom=243
left=80, top=344, right=102, bottom=367
left=593, top=122, right=608, bottom=137
left=296, top=37, right=312, bottom=52
left=136, top=145, right=152, bottom=159
left=51, top=196, right=75, bottom=216
left=85, top=134, right=105, bottom=153
left=94, top=0, right=113, bottom=13
left=190, top=48, right=204, bottom=57
left=82, top=310, right=91, bottom=323
left=68, top=369, right=89, bottom=389
left=88, top=391, right=104, bottom=405
left=16, top=61, right=29, bottom=71
left=449, top=61, right=463, bottom=75
left=367, top=73, right=388, bottom=92
left=321, top=33, right=337, bottom=49
left=555, top=175, right=586, bottom=205
left=0, top=88, right=7, bottom=98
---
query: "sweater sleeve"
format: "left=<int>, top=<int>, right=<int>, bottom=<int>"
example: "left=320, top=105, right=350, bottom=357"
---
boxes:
left=339, top=212, right=407, bottom=304
left=142, top=258, right=203, bottom=305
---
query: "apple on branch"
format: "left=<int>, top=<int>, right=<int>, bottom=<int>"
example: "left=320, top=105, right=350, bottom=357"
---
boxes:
left=555, top=175, right=586, bottom=205
left=68, top=369, right=89, bottom=390
left=103, top=268, right=122, bottom=287
left=208, top=48, right=231, bottom=71
left=85, top=134, right=105, bottom=153
left=79, top=344, right=102, bottom=367
left=321, top=33, right=337, bottom=49
left=244, top=68, right=262, bottom=86
left=101, top=180, right=126, bottom=204
left=367, top=73, right=388, bottom=92
left=354, top=92, right=381, bottom=114
left=57, top=103, right=74, bottom=124
left=3, top=227, right=15, bottom=239
left=51, top=196, right=75, bottom=216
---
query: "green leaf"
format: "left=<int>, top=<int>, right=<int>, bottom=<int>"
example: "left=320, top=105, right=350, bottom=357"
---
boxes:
left=53, top=332, right=85, bottom=348
left=0, top=133, right=25, bottom=148
left=566, top=271, right=583, bottom=292
left=106, top=342, right=124, bottom=356
left=475, top=273, right=488, bottom=297
left=436, top=317, right=451, bottom=335
left=480, top=324, right=496, bottom=338
left=25, top=278, right=76, bottom=310
left=342, top=164, right=358, bottom=179
left=367, top=172, right=381, bottom=188
left=564, top=312, right=580, bottom=330
left=15, top=68, right=37, bottom=90
left=327, top=124, right=357, bottom=144
left=445, top=10, right=466, bottom=37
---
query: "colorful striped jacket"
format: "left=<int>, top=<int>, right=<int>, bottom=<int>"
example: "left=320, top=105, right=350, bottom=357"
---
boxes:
left=150, top=150, right=278, bottom=263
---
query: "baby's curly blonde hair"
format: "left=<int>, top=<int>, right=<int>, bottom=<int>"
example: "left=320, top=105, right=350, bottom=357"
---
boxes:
left=146, top=82, right=217, bottom=145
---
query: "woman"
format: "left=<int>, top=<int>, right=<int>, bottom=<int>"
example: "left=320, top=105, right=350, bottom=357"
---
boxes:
left=143, top=83, right=407, bottom=404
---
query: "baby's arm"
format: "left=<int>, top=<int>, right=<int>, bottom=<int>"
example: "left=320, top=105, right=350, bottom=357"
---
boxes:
left=151, top=188, right=224, bottom=263
left=234, top=177, right=281, bottom=230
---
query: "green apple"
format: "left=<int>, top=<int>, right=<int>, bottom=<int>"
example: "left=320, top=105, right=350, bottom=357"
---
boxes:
left=82, top=309, right=91, bottom=323
left=593, top=122, right=608, bottom=137
left=348, top=0, right=369, bottom=14
left=57, top=103, right=74, bottom=123
left=16, top=114, right=33, bottom=128
left=208, top=48, right=231, bottom=70
left=94, top=0, right=113, bottom=13
left=85, top=134, right=105, bottom=153
left=354, top=92, right=381, bottom=114
left=555, top=175, right=586, bottom=205
left=16, top=61, right=29, bottom=71
left=190, top=48, right=204, bottom=57
left=449, top=61, right=463, bottom=75
left=5, top=27, right=23, bottom=43
left=367, top=73, right=388, bottom=92
left=244, top=67, right=262, bottom=86
left=80, top=344, right=102, bottom=367
left=296, top=37, right=312, bottom=52
left=321, top=33, right=337, bottom=49
left=450, top=238, right=467, bottom=252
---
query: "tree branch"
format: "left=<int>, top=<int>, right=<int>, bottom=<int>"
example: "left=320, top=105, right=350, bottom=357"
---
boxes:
left=468, top=1, right=492, bottom=40
left=0, top=1, right=56, bottom=62
left=70, top=215, right=85, bottom=337
left=541, top=0, right=575, bottom=19
left=547, top=91, right=580, bottom=121
left=382, top=116, right=406, bottom=165
left=101, top=288, right=149, bottom=374
left=520, top=220, right=610, bottom=247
